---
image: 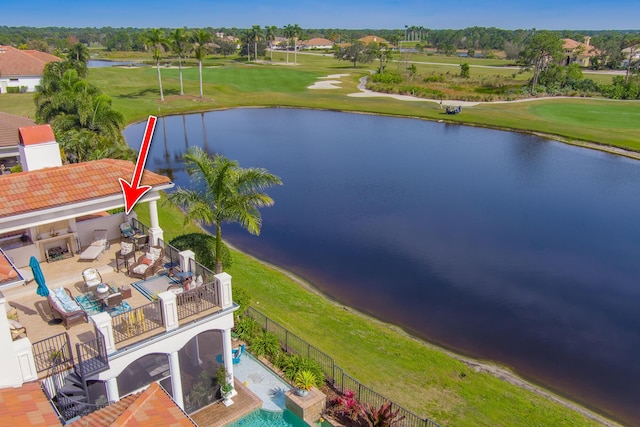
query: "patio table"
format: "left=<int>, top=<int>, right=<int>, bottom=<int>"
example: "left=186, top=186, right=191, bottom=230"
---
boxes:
left=93, top=284, right=116, bottom=301
left=115, top=249, right=136, bottom=273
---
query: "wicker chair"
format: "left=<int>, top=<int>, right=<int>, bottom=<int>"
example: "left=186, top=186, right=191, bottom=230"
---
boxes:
left=128, top=246, right=165, bottom=280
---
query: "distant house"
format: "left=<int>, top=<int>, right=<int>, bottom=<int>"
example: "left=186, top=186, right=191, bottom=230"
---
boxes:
left=562, top=37, right=598, bottom=67
left=358, top=35, right=389, bottom=46
left=0, top=46, right=61, bottom=94
left=0, top=112, right=35, bottom=170
left=621, top=45, right=640, bottom=67
left=299, top=38, right=334, bottom=50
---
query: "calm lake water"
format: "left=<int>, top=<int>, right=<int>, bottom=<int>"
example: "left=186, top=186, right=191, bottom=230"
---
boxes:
left=87, top=60, right=145, bottom=68
left=125, top=109, right=640, bottom=424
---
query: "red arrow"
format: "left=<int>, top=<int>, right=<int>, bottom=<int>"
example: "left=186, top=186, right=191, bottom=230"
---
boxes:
left=119, top=115, right=157, bottom=214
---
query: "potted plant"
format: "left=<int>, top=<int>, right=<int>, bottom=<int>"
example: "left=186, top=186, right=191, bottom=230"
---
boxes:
left=294, top=369, right=316, bottom=397
left=221, top=382, right=233, bottom=400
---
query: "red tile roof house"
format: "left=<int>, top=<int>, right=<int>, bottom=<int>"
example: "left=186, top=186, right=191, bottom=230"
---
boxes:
left=299, top=38, right=335, bottom=50
left=0, top=45, right=62, bottom=94
left=0, top=124, right=241, bottom=425
left=0, top=112, right=35, bottom=170
left=562, top=37, right=599, bottom=67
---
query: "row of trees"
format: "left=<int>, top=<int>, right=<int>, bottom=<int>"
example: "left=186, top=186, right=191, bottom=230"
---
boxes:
left=3, top=25, right=638, bottom=63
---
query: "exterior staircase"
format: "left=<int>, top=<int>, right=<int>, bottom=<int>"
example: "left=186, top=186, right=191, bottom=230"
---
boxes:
left=47, top=333, right=110, bottom=422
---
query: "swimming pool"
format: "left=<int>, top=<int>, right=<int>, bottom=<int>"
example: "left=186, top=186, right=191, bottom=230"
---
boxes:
left=233, top=352, right=292, bottom=411
left=226, top=408, right=308, bottom=427
left=228, top=353, right=308, bottom=426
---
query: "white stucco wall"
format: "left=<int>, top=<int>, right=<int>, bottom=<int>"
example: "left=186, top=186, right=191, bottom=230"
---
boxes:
left=0, top=76, right=42, bottom=93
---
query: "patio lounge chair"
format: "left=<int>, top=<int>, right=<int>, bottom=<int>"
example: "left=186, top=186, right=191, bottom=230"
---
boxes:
left=82, top=267, right=103, bottom=293
left=120, top=222, right=140, bottom=240
left=48, top=287, right=88, bottom=329
left=129, top=246, right=165, bottom=280
left=216, top=344, right=245, bottom=365
left=79, top=229, right=109, bottom=261
left=232, top=344, right=245, bottom=364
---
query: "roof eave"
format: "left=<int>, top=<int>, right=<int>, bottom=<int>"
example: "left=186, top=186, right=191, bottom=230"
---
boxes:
left=0, top=182, right=174, bottom=234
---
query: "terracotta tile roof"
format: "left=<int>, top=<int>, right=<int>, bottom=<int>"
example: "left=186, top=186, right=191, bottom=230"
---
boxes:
left=562, top=38, right=598, bottom=57
left=0, top=381, right=60, bottom=427
left=68, top=383, right=195, bottom=427
left=0, top=112, right=35, bottom=149
left=0, top=159, right=173, bottom=218
left=18, top=124, right=56, bottom=146
left=358, top=35, right=388, bottom=45
left=0, top=45, right=61, bottom=77
left=300, top=38, right=334, bottom=47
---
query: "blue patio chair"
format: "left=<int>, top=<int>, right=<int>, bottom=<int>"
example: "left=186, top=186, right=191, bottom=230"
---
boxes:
left=232, top=344, right=245, bottom=364
left=215, top=344, right=245, bottom=365
left=120, top=222, right=138, bottom=240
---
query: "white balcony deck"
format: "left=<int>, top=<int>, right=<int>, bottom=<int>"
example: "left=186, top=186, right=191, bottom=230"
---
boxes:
left=2, top=239, right=222, bottom=377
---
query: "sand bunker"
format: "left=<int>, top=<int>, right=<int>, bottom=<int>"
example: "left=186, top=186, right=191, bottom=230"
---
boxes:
left=308, top=74, right=350, bottom=90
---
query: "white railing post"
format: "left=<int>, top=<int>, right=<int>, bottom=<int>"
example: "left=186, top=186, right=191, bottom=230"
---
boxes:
left=91, top=312, right=116, bottom=354
left=214, top=272, right=233, bottom=310
left=178, top=250, right=195, bottom=272
left=159, top=291, right=179, bottom=331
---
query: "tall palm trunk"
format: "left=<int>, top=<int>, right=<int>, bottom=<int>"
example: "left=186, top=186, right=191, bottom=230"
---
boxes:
left=215, top=225, right=223, bottom=273
left=178, top=55, right=184, bottom=96
left=254, top=41, right=258, bottom=61
left=198, top=60, right=203, bottom=99
left=156, top=60, right=164, bottom=101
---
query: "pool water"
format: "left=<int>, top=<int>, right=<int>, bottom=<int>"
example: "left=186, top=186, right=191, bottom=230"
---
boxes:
left=227, top=409, right=308, bottom=427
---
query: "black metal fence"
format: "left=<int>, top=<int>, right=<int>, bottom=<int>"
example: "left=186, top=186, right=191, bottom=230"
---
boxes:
left=32, top=332, right=73, bottom=373
left=247, top=307, right=442, bottom=427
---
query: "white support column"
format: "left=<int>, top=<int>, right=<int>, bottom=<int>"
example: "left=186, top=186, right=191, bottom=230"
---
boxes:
left=91, top=313, right=116, bottom=355
left=159, top=291, right=179, bottom=331
left=169, top=351, right=184, bottom=409
left=178, top=250, right=195, bottom=273
left=215, top=272, right=233, bottom=310
left=222, top=328, right=237, bottom=398
left=106, top=377, right=119, bottom=403
left=14, top=338, right=37, bottom=382
left=147, top=200, right=163, bottom=245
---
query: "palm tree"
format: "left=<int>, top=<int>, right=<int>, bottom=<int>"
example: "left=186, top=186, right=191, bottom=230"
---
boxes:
left=249, top=25, right=263, bottom=62
left=283, top=25, right=293, bottom=64
left=170, top=28, right=191, bottom=96
left=168, top=147, right=282, bottom=273
left=290, top=24, right=302, bottom=65
left=192, top=29, right=212, bottom=99
left=265, top=26, right=277, bottom=63
left=144, top=28, right=169, bottom=101
left=66, top=42, right=90, bottom=77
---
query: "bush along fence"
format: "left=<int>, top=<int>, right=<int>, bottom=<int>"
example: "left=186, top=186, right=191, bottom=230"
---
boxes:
left=246, top=306, right=442, bottom=427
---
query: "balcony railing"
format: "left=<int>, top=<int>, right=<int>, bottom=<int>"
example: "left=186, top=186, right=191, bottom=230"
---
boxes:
left=111, top=301, right=164, bottom=344
left=32, top=332, right=73, bottom=373
left=176, top=281, right=221, bottom=320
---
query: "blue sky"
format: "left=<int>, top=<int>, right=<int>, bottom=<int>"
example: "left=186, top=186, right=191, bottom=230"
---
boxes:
left=3, top=0, right=638, bottom=30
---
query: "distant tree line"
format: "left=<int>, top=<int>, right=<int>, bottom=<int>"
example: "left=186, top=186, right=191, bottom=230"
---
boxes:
left=2, top=26, right=638, bottom=69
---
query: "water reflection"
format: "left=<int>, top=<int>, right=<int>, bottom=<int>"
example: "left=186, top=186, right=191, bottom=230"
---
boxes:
left=125, top=109, right=640, bottom=424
